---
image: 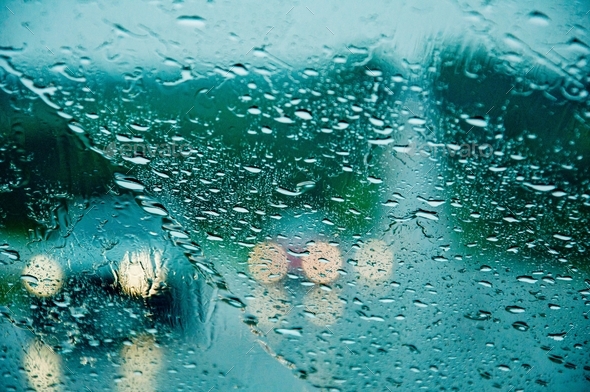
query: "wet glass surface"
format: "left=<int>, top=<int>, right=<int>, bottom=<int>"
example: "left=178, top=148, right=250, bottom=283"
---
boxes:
left=1, top=1, right=589, bottom=391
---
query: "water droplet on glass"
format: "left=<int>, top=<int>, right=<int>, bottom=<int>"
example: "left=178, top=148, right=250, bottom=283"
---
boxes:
left=68, top=121, right=85, bottom=134
left=408, top=117, right=426, bottom=126
left=294, top=110, right=313, bottom=120
left=176, top=15, right=206, bottom=29
left=275, top=328, right=302, bottom=337
left=523, top=183, right=556, bottom=192
left=505, top=306, right=525, bottom=314
left=528, top=11, right=550, bottom=26
left=512, top=321, right=530, bottom=331
left=114, top=173, right=145, bottom=192
left=517, top=276, right=538, bottom=284
left=465, top=117, right=488, bottom=127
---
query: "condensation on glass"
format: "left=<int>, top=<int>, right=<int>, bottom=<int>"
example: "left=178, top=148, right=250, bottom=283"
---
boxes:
left=0, top=1, right=589, bottom=391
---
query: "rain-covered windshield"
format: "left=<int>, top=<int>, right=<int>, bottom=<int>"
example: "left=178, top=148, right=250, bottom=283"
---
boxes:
left=1, top=1, right=589, bottom=391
